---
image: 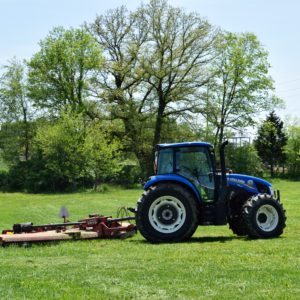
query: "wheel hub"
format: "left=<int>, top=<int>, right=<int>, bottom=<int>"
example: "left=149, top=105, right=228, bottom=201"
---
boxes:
left=157, top=205, right=178, bottom=224
left=256, top=204, right=279, bottom=232
left=257, top=213, right=267, bottom=223
left=148, top=196, right=186, bottom=233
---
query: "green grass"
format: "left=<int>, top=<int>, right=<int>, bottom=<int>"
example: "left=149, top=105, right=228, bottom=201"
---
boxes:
left=0, top=180, right=299, bottom=299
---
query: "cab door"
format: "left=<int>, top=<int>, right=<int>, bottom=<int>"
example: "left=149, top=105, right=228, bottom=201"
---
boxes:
left=175, top=147, right=216, bottom=201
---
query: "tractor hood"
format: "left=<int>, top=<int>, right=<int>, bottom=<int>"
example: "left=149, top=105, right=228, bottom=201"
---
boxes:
left=227, top=174, right=272, bottom=195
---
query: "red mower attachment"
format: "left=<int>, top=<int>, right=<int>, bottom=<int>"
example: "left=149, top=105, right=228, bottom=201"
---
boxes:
left=0, top=212, right=136, bottom=246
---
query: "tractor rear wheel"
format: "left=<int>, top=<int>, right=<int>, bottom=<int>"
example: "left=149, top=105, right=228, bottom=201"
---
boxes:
left=136, top=183, right=199, bottom=243
left=242, top=194, right=286, bottom=238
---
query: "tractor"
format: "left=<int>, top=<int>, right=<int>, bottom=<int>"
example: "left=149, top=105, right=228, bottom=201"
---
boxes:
left=135, top=141, right=286, bottom=243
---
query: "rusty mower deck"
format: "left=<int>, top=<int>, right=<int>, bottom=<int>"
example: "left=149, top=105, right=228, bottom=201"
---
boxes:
left=0, top=213, right=136, bottom=246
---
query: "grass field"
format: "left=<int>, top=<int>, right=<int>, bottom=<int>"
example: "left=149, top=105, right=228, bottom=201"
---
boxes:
left=0, top=180, right=299, bottom=299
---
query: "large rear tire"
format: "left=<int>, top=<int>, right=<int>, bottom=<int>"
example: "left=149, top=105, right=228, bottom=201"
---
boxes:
left=136, top=183, right=199, bottom=243
left=242, top=194, right=286, bottom=238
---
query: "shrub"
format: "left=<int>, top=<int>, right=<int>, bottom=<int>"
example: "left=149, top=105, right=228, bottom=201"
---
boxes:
left=226, top=143, right=265, bottom=177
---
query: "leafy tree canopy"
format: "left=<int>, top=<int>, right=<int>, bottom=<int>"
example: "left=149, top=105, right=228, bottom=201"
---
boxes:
left=28, top=27, right=103, bottom=116
left=201, top=32, right=283, bottom=147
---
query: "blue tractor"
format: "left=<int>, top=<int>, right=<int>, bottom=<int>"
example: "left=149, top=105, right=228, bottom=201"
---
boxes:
left=135, top=141, right=286, bottom=243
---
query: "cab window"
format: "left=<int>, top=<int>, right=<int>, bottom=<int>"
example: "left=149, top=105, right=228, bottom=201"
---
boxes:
left=157, top=148, right=173, bottom=174
left=175, top=147, right=215, bottom=201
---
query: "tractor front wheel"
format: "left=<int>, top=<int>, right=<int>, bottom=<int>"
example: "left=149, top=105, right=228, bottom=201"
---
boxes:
left=242, top=194, right=286, bottom=238
left=228, top=194, right=249, bottom=236
left=136, top=183, right=199, bottom=243
left=228, top=215, right=248, bottom=236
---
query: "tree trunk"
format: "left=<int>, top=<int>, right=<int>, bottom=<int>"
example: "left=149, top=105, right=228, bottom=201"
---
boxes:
left=123, top=117, right=153, bottom=179
left=218, top=117, right=225, bottom=148
left=150, top=99, right=166, bottom=174
left=22, top=106, right=30, bottom=161
left=153, top=104, right=164, bottom=150
left=270, top=158, right=274, bottom=178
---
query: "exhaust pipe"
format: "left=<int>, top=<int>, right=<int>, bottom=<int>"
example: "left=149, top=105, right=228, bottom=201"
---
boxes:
left=220, top=140, right=228, bottom=187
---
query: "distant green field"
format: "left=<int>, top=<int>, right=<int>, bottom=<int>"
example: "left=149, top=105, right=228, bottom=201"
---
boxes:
left=0, top=180, right=299, bottom=299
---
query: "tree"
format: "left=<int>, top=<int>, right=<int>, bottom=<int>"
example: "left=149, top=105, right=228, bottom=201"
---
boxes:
left=88, top=5, right=152, bottom=176
left=284, top=125, right=300, bottom=177
left=140, top=0, right=216, bottom=151
left=83, top=121, right=122, bottom=183
left=255, top=111, right=287, bottom=177
left=27, top=27, right=103, bottom=116
left=34, top=111, right=122, bottom=189
left=34, top=112, right=87, bottom=186
left=200, top=32, right=282, bottom=148
left=0, top=58, right=34, bottom=162
left=88, top=0, right=217, bottom=176
left=226, top=143, right=264, bottom=176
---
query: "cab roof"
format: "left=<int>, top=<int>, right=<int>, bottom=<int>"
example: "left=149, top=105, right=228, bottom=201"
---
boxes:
left=157, top=142, right=212, bottom=149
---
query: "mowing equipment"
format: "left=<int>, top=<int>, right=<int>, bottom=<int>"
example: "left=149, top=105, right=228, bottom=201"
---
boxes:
left=0, top=209, right=136, bottom=246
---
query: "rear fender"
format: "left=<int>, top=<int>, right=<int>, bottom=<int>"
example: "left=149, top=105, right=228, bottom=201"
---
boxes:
left=144, top=175, right=202, bottom=203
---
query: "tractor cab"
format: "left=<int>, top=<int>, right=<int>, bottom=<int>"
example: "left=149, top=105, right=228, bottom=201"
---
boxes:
left=154, top=142, right=217, bottom=202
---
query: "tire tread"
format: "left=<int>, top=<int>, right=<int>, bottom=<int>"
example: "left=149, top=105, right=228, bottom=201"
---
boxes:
left=242, top=194, right=286, bottom=238
left=136, top=183, right=199, bottom=243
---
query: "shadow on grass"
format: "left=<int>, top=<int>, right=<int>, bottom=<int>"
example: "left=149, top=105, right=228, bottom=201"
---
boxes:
left=188, top=235, right=246, bottom=243
left=128, top=235, right=247, bottom=245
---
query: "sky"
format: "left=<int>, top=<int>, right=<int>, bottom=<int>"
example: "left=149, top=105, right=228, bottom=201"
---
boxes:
left=0, top=0, right=299, bottom=123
